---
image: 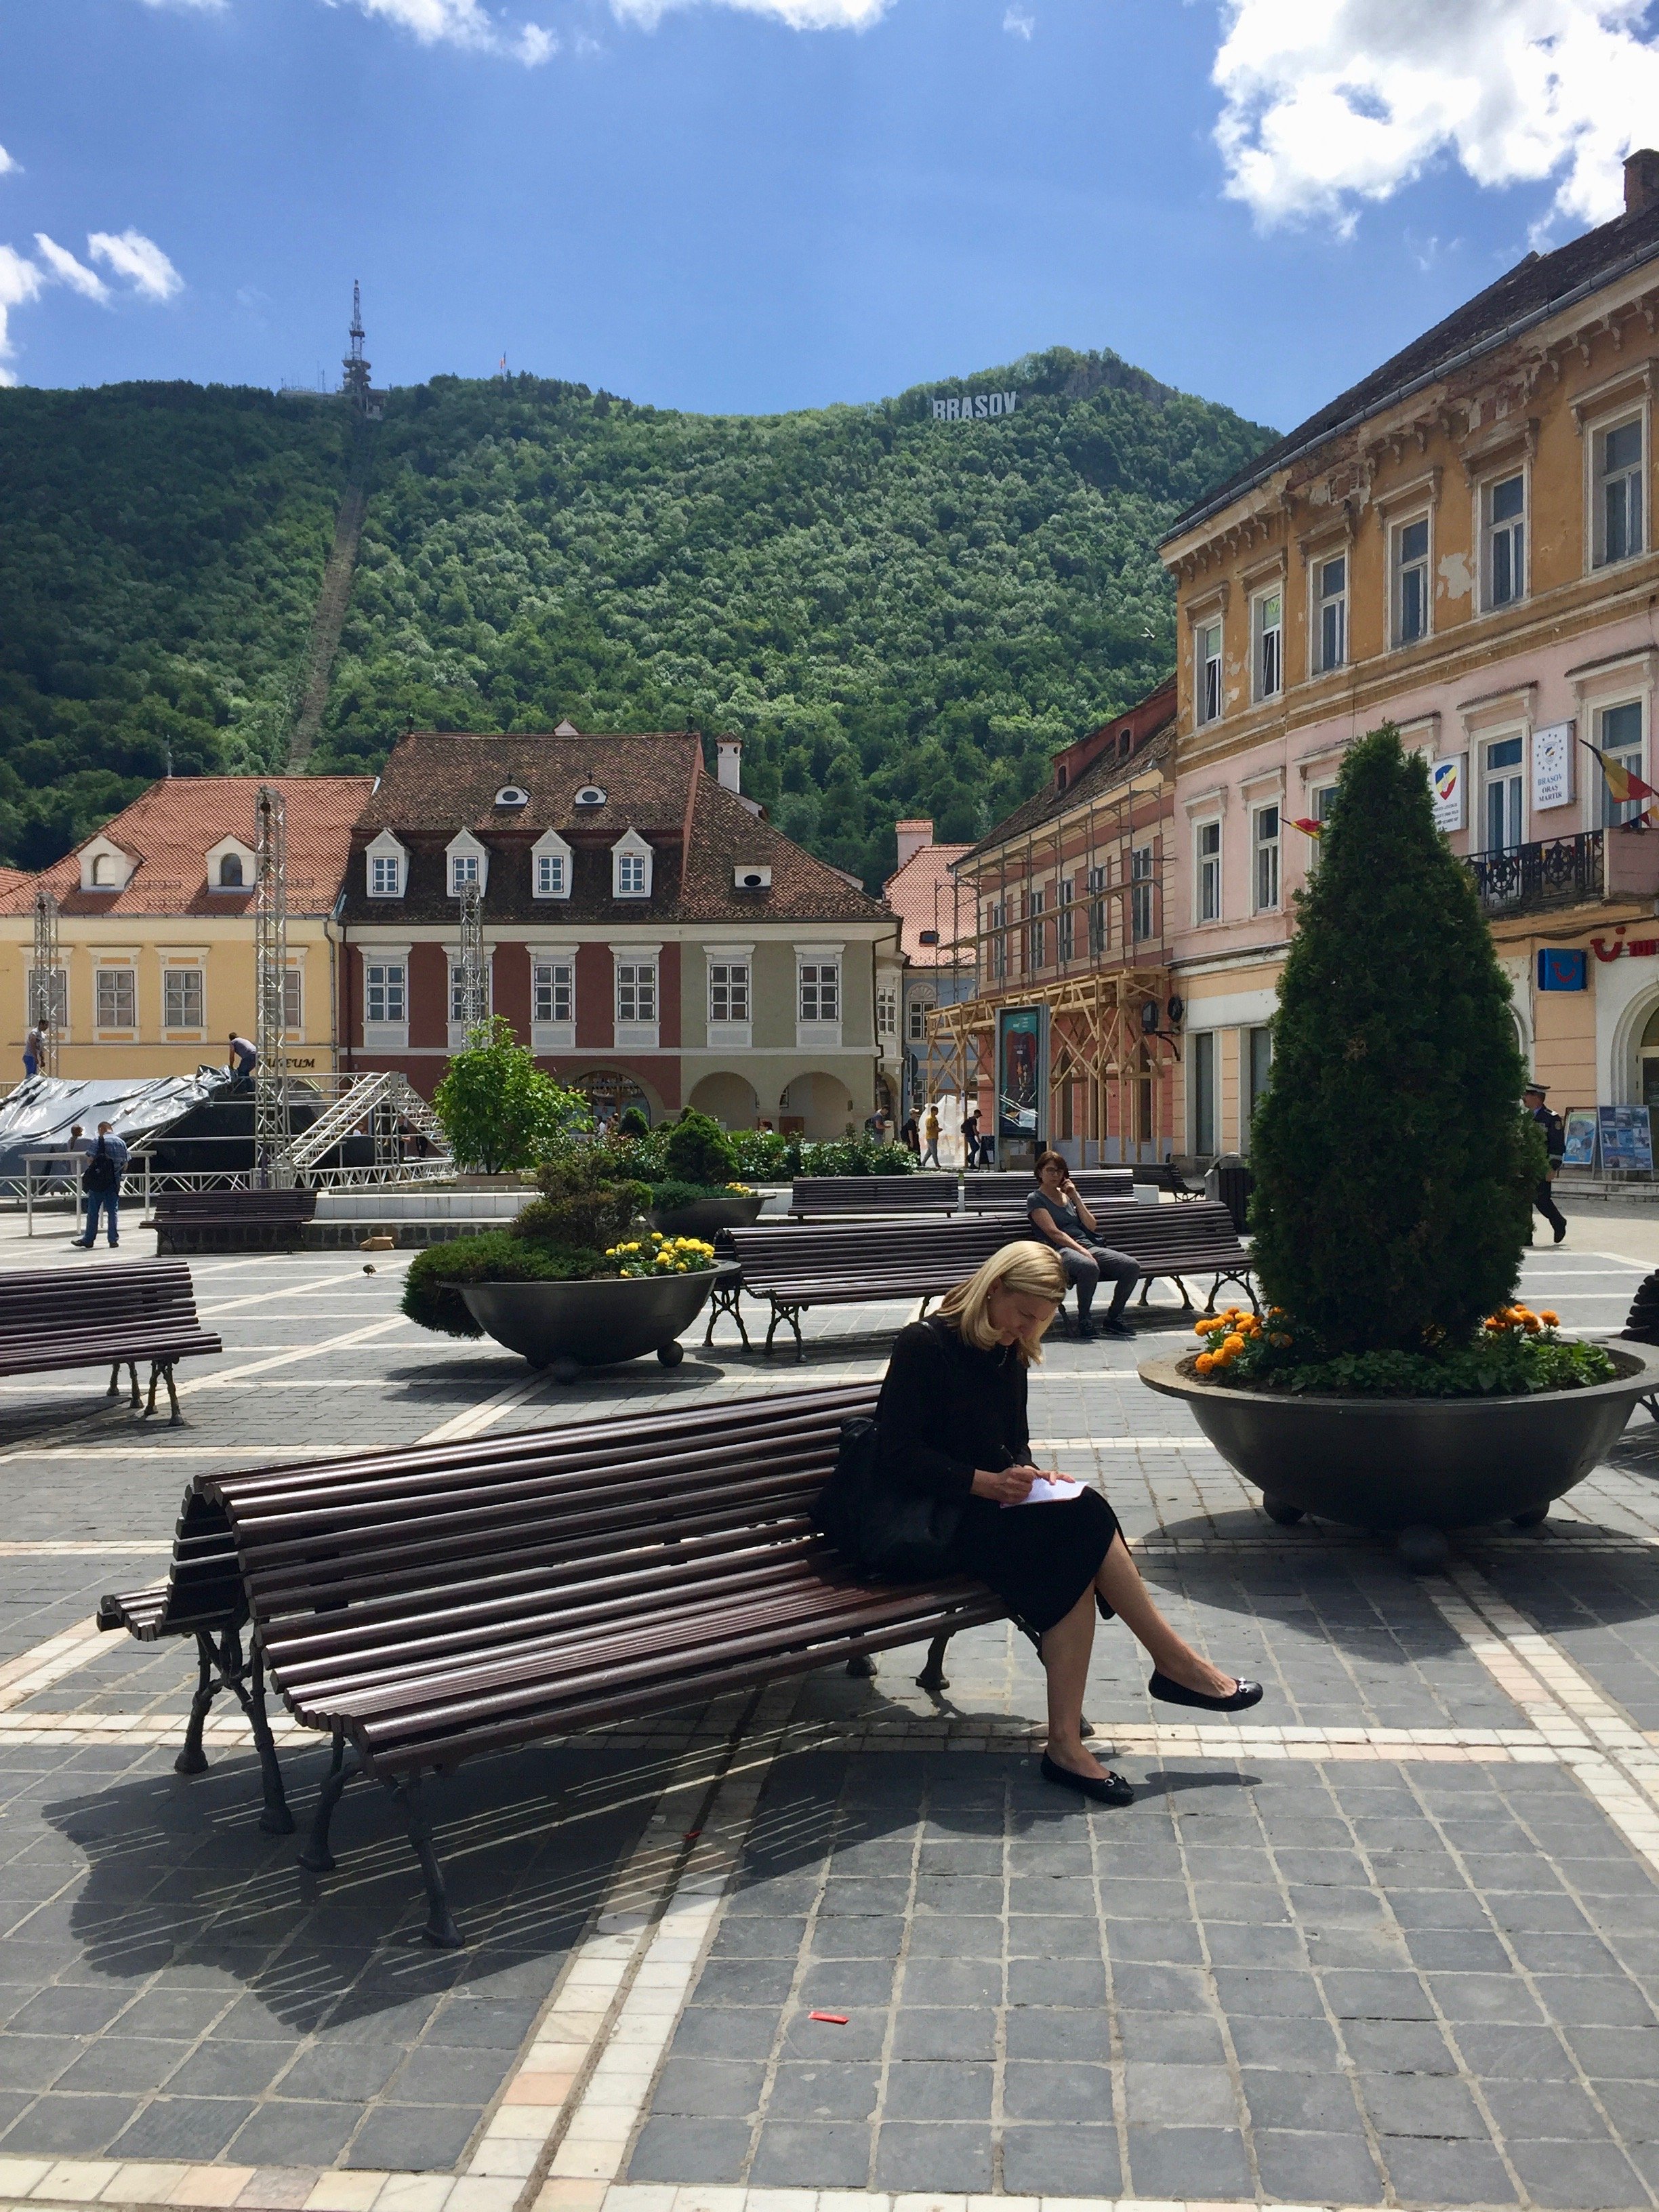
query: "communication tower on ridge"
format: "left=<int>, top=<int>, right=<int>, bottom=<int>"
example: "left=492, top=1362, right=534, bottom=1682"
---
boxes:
left=340, top=281, right=384, bottom=419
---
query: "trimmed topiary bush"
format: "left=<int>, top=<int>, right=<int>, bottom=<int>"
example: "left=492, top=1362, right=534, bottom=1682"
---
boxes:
left=663, top=1107, right=739, bottom=1187
left=402, top=1234, right=609, bottom=1338
left=1248, top=725, right=1545, bottom=1359
left=514, top=1152, right=648, bottom=1251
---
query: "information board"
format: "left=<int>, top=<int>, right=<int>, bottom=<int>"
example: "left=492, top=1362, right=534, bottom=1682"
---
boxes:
left=1561, top=1109, right=1598, bottom=1170
left=1597, top=1103, right=1654, bottom=1172
left=997, top=1006, right=1045, bottom=1139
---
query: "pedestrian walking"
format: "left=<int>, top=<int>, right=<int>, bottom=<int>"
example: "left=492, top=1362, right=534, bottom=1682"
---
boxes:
left=22, top=1019, right=44, bottom=1080
left=900, top=1114, right=920, bottom=1155
left=921, top=1103, right=942, bottom=1167
left=228, top=1033, right=257, bottom=1089
left=1524, top=1080, right=1568, bottom=1245
left=962, top=1106, right=983, bottom=1168
left=73, top=1121, right=128, bottom=1249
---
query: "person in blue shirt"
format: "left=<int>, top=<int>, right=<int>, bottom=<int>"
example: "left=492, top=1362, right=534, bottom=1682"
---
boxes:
left=73, top=1122, right=129, bottom=1249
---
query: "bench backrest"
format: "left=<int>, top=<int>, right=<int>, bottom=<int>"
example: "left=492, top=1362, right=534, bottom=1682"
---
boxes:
left=192, top=1383, right=884, bottom=1748
left=790, top=1176, right=957, bottom=1215
left=155, top=1189, right=316, bottom=1221
left=729, top=1215, right=1027, bottom=1288
left=960, top=1170, right=1133, bottom=1212
left=0, top=1260, right=209, bottom=1349
left=1080, top=1197, right=1249, bottom=1263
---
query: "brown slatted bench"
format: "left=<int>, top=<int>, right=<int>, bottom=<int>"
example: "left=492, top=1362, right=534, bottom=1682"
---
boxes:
left=153, top=1188, right=316, bottom=1255
left=0, top=1260, right=222, bottom=1422
left=789, top=1176, right=958, bottom=1218
left=1084, top=1197, right=1257, bottom=1313
left=98, top=1384, right=1004, bottom=1945
left=959, top=1170, right=1134, bottom=1212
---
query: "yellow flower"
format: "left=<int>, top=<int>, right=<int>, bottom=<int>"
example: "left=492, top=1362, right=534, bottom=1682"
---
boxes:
left=1195, top=1352, right=1216, bottom=1376
left=1223, top=1333, right=1246, bottom=1355
left=1539, top=1309, right=1559, bottom=1328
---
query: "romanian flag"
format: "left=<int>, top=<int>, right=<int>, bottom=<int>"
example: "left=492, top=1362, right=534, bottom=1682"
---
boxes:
left=1289, top=817, right=1324, bottom=837
left=1583, top=740, right=1659, bottom=807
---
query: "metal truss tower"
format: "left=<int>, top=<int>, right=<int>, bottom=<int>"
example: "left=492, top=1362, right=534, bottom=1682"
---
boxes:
left=254, top=785, right=291, bottom=1183
left=28, top=890, right=59, bottom=1078
left=457, top=884, right=489, bottom=1038
left=342, top=281, right=373, bottom=413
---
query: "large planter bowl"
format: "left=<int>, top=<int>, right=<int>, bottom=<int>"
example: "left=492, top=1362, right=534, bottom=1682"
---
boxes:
left=1139, top=1344, right=1659, bottom=1568
left=647, top=1194, right=765, bottom=1237
left=462, top=1270, right=718, bottom=1381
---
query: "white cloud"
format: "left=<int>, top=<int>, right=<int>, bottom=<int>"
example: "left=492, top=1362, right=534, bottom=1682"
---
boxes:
left=609, top=0, right=892, bottom=28
left=1213, top=0, right=1659, bottom=237
left=1003, top=3, right=1033, bottom=33
left=137, top=0, right=230, bottom=10
left=321, top=0, right=558, bottom=62
left=0, top=146, right=17, bottom=179
left=514, top=20, right=557, bottom=61
left=0, top=245, right=45, bottom=386
left=88, top=228, right=184, bottom=300
left=34, top=233, right=110, bottom=302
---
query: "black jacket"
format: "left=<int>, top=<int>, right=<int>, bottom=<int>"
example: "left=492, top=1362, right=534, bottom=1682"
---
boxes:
left=874, top=1315, right=1029, bottom=1500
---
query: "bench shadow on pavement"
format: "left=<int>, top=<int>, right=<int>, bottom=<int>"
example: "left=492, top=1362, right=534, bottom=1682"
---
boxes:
left=41, top=1740, right=662, bottom=2031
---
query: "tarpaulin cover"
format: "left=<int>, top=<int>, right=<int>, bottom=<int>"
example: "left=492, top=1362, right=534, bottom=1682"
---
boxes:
left=0, top=1071, right=228, bottom=1183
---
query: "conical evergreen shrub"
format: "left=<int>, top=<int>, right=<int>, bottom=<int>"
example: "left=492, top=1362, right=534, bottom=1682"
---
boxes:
left=1249, top=725, right=1542, bottom=1355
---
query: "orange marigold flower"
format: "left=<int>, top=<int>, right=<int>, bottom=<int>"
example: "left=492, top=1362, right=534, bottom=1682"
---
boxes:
left=1269, top=1332, right=1292, bottom=1348
left=1195, top=1352, right=1216, bottom=1375
left=1523, top=1315, right=1540, bottom=1332
left=1539, top=1310, right=1559, bottom=1327
left=1223, top=1332, right=1246, bottom=1355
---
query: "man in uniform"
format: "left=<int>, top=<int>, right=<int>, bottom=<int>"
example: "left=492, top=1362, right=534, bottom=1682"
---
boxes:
left=1524, top=1080, right=1568, bottom=1244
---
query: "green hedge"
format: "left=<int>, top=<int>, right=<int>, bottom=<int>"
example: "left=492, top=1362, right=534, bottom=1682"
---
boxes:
left=401, top=1234, right=608, bottom=1338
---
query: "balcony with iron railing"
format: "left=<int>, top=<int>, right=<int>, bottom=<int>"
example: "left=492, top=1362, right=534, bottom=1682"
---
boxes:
left=1465, top=827, right=1659, bottom=918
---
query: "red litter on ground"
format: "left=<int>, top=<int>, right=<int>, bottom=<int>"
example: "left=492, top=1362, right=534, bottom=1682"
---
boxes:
left=808, top=2011, right=849, bottom=2024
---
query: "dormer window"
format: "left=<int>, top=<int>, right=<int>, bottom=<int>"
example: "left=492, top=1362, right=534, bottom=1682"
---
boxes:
left=93, top=856, right=116, bottom=886
left=532, top=827, right=573, bottom=901
left=79, top=838, right=134, bottom=893
left=575, top=785, right=607, bottom=808
left=495, top=785, right=530, bottom=809
left=218, top=855, right=244, bottom=888
left=445, top=830, right=489, bottom=900
left=612, top=829, right=653, bottom=900
left=206, top=835, right=256, bottom=893
left=365, top=830, right=407, bottom=900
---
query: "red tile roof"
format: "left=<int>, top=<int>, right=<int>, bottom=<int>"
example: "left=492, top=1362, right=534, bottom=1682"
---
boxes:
left=883, top=838, right=974, bottom=966
left=0, top=777, right=375, bottom=918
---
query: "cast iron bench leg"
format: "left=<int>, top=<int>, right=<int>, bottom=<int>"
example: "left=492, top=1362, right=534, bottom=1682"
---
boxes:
left=110, top=1362, right=140, bottom=1407
left=916, top=1633, right=951, bottom=1692
left=245, top=1644, right=293, bottom=1835
left=175, top=1630, right=218, bottom=1775
left=143, top=1363, right=180, bottom=1421
left=787, top=1304, right=805, bottom=1361
left=299, top=1725, right=350, bottom=1872
left=389, top=1773, right=464, bottom=1948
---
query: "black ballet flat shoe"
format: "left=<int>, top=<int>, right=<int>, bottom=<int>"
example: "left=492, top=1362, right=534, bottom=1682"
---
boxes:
left=1148, top=1670, right=1263, bottom=1714
left=1040, top=1753, right=1134, bottom=1806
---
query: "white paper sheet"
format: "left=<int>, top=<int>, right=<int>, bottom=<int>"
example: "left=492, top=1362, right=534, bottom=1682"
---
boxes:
left=1002, top=1474, right=1082, bottom=1509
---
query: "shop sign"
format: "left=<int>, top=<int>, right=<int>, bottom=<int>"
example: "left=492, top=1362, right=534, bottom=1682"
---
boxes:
left=1536, top=949, right=1586, bottom=991
left=1591, top=936, right=1659, bottom=960
left=1532, top=721, right=1576, bottom=810
left=1430, top=756, right=1464, bottom=831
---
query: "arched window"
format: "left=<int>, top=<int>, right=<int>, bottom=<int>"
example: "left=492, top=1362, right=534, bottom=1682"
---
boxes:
left=91, top=854, right=112, bottom=886
left=218, top=853, right=244, bottom=888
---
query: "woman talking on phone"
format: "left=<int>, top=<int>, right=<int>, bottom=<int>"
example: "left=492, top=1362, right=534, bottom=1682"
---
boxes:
left=1026, top=1150, right=1140, bottom=1340
left=869, top=1242, right=1261, bottom=1805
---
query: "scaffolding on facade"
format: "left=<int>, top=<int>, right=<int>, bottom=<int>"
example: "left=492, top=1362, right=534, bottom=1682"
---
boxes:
left=927, top=748, right=1181, bottom=1159
left=28, top=892, right=59, bottom=1078
left=253, top=785, right=291, bottom=1185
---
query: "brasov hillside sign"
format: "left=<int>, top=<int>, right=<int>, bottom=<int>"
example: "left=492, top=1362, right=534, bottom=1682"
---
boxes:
left=933, top=391, right=1020, bottom=422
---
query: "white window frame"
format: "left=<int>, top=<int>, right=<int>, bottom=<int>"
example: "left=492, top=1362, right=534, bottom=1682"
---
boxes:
left=282, top=965, right=303, bottom=1038
left=1195, top=817, right=1223, bottom=925
left=1130, top=846, right=1155, bottom=943
left=162, top=964, right=204, bottom=1034
left=1027, top=885, right=1046, bottom=972
left=1086, top=865, right=1108, bottom=956
left=206, top=838, right=255, bottom=893
left=907, top=989, right=937, bottom=1044
left=1189, top=1029, right=1217, bottom=1158
left=796, top=945, right=844, bottom=1048
left=1596, top=697, right=1646, bottom=827
left=1480, top=729, right=1528, bottom=853
left=448, top=954, right=494, bottom=1050
left=1481, top=468, right=1527, bottom=612
left=876, top=983, right=897, bottom=1041
left=1251, top=582, right=1283, bottom=703
left=445, top=830, right=489, bottom=901
left=1591, top=409, right=1647, bottom=570
left=94, top=964, right=136, bottom=1034
left=1058, top=877, right=1076, bottom=963
left=1195, top=617, right=1223, bottom=726
left=365, top=832, right=407, bottom=901
left=1252, top=803, right=1282, bottom=915
left=529, top=945, right=577, bottom=1053
left=26, top=966, right=67, bottom=1040
left=706, top=945, right=753, bottom=1050
left=611, top=830, right=654, bottom=901
left=535, top=849, right=569, bottom=899
left=1312, top=550, right=1347, bottom=676
left=80, top=838, right=133, bottom=894
left=363, top=951, right=409, bottom=1048
left=614, top=947, right=661, bottom=1048
left=1391, top=512, right=1432, bottom=648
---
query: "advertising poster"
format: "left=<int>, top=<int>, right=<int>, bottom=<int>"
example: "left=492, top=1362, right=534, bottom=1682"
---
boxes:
left=1431, top=756, right=1465, bottom=832
left=1561, top=1109, right=1598, bottom=1170
left=998, top=1006, right=1045, bottom=1139
left=1597, top=1104, right=1654, bottom=1172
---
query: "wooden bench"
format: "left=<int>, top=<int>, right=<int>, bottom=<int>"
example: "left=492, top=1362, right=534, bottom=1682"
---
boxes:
left=1132, top=1162, right=1204, bottom=1200
left=789, top=1176, right=958, bottom=1218
left=0, top=1260, right=222, bottom=1422
left=958, top=1170, right=1134, bottom=1212
left=153, top=1188, right=316, bottom=1255
left=98, top=1384, right=1004, bottom=1944
left=723, top=1198, right=1256, bottom=1355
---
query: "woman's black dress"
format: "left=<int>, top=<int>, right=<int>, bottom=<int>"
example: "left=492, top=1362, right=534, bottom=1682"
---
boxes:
left=874, top=1316, right=1120, bottom=1635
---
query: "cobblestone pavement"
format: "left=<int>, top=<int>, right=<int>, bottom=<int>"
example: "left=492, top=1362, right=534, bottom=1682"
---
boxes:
left=0, top=1214, right=1651, bottom=2207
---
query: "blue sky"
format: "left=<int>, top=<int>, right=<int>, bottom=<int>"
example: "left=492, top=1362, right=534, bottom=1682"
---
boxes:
left=3, top=0, right=1659, bottom=434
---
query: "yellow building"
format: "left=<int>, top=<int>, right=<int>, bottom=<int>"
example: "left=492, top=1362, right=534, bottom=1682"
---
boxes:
left=0, top=777, right=373, bottom=1082
left=1160, top=152, right=1659, bottom=1151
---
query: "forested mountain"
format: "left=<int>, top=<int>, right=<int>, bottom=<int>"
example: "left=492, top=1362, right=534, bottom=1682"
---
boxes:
left=0, top=350, right=1273, bottom=884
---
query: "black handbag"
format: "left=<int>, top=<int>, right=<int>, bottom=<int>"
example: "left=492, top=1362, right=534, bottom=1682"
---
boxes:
left=814, top=1416, right=964, bottom=1582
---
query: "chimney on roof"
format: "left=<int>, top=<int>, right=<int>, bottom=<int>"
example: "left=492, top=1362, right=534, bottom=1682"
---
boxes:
left=895, top=819, right=934, bottom=870
left=1626, top=149, right=1659, bottom=216
left=716, top=736, right=743, bottom=794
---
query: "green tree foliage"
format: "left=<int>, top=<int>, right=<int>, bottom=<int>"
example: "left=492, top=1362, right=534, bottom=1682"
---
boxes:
left=0, top=384, right=355, bottom=863
left=432, top=1018, right=591, bottom=1172
left=0, top=352, right=1271, bottom=880
left=1249, top=727, right=1542, bottom=1355
left=661, top=1107, right=738, bottom=1189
